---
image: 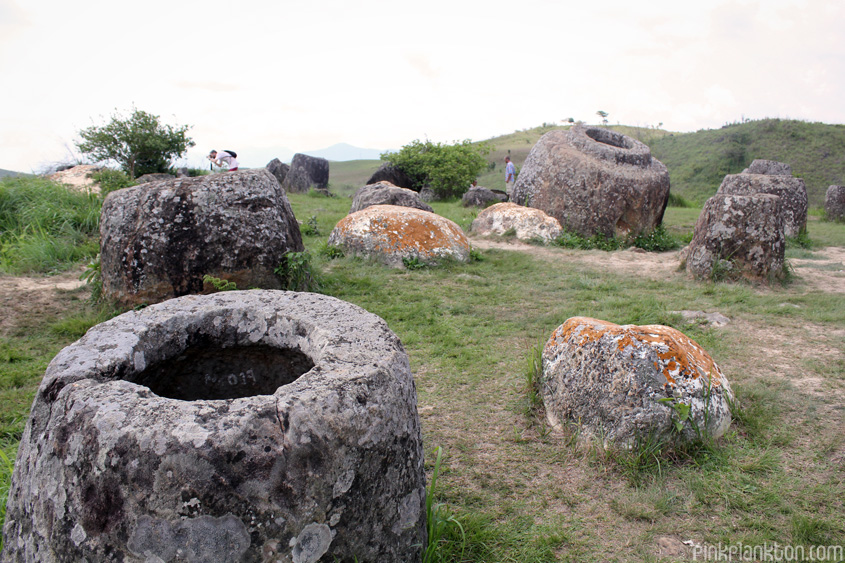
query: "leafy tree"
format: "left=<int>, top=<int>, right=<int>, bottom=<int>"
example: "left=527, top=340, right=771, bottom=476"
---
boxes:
left=381, top=139, right=490, bottom=198
left=596, top=110, right=609, bottom=126
left=76, top=107, right=195, bottom=178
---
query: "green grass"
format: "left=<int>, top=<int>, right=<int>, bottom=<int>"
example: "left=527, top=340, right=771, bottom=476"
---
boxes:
left=327, top=159, right=381, bottom=197
left=650, top=119, right=845, bottom=207
left=1, top=182, right=844, bottom=561
left=0, top=176, right=101, bottom=273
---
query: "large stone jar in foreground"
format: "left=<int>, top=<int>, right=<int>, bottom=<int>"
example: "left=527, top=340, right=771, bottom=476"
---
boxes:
left=511, top=125, right=670, bottom=238
left=542, top=317, right=733, bottom=447
left=100, top=169, right=304, bottom=307
left=2, top=291, right=426, bottom=563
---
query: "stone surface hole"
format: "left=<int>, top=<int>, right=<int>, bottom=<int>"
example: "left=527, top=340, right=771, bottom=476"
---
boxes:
left=586, top=128, right=631, bottom=149
left=130, top=345, right=314, bottom=400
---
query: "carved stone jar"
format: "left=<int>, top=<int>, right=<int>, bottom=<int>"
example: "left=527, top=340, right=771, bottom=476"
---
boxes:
left=2, top=291, right=426, bottom=563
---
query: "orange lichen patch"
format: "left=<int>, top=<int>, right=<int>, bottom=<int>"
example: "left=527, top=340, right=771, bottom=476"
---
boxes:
left=550, top=317, right=724, bottom=388
left=332, top=205, right=470, bottom=260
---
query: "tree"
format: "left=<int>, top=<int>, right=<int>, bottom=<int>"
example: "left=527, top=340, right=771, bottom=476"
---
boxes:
left=381, top=139, right=490, bottom=198
left=596, top=110, right=609, bottom=126
left=76, top=107, right=195, bottom=178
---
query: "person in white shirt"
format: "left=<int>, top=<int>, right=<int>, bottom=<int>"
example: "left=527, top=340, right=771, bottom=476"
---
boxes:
left=208, top=150, right=239, bottom=171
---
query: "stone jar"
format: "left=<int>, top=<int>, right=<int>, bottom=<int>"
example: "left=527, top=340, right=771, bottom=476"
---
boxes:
left=511, top=125, right=670, bottom=238
left=99, top=169, right=304, bottom=308
left=2, top=291, right=426, bottom=563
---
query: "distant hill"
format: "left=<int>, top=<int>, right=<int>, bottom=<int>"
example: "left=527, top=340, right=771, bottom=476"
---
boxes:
left=649, top=119, right=845, bottom=207
left=0, top=168, right=33, bottom=179
left=302, top=143, right=384, bottom=162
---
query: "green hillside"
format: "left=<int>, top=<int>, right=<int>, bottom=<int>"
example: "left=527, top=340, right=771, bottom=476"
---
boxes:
left=327, top=119, right=845, bottom=207
left=650, top=119, right=845, bottom=207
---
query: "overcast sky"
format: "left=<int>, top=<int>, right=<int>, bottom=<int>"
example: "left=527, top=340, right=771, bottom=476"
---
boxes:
left=1, top=0, right=843, bottom=172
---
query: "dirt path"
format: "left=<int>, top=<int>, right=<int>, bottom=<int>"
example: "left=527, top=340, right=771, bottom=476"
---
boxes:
left=470, top=237, right=845, bottom=293
left=0, top=268, right=88, bottom=337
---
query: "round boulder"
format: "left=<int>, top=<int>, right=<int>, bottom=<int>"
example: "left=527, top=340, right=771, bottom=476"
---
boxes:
left=825, top=185, right=845, bottom=221
left=542, top=316, right=734, bottom=446
left=366, top=163, right=415, bottom=191
left=684, top=193, right=785, bottom=282
left=350, top=181, right=434, bottom=214
left=328, top=205, right=470, bottom=267
left=99, top=169, right=304, bottom=307
left=470, top=202, right=562, bottom=243
left=1, top=291, right=426, bottom=563
left=282, top=153, right=330, bottom=193
left=511, top=125, right=670, bottom=238
left=462, top=186, right=508, bottom=208
left=717, top=172, right=807, bottom=236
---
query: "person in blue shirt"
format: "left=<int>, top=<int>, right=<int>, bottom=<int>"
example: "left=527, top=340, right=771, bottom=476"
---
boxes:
left=505, top=156, right=516, bottom=197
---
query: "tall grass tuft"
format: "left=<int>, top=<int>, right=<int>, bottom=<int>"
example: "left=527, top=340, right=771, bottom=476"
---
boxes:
left=423, top=447, right=465, bottom=563
left=0, top=176, right=101, bottom=273
left=0, top=443, right=16, bottom=551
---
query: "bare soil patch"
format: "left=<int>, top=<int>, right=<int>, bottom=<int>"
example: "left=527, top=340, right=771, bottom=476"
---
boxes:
left=0, top=268, right=88, bottom=337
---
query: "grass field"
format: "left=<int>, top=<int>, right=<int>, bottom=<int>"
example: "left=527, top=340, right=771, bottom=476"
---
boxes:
left=2, top=179, right=843, bottom=560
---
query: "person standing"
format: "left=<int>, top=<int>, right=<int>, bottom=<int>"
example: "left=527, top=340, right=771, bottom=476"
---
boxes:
left=208, top=150, right=239, bottom=171
left=504, top=156, right=516, bottom=197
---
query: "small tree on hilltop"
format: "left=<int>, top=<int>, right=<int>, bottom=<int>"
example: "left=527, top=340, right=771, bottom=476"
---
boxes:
left=596, top=110, right=609, bottom=126
left=76, top=107, right=195, bottom=178
left=381, top=139, right=490, bottom=198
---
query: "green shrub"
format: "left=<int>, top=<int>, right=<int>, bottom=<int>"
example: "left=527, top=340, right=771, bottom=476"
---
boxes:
left=202, top=274, right=237, bottom=292
left=300, top=216, right=321, bottom=236
left=381, top=139, right=490, bottom=198
left=275, top=251, right=321, bottom=292
left=76, top=106, right=194, bottom=178
left=91, top=168, right=135, bottom=199
left=631, top=224, right=681, bottom=251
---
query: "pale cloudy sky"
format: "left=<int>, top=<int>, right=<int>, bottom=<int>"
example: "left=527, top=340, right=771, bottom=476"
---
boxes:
left=1, top=0, right=843, bottom=172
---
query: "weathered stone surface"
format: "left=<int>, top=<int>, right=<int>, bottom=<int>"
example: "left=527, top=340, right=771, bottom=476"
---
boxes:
left=742, top=159, right=792, bottom=176
left=2, top=291, right=426, bottom=563
left=542, top=317, right=733, bottom=446
left=282, top=153, right=329, bottom=193
left=462, top=186, right=507, bottom=208
left=418, top=186, right=435, bottom=202
left=99, top=169, right=304, bottom=307
left=176, top=167, right=189, bottom=178
left=511, top=125, right=670, bottom=238
left=366, top=163, right=415, bottom=191
left=350, top=181, right=434, bottom=214
left=684, top=193, right=785, bottom=282
left=671, top=311, right=731, bottom=328
left=328, top=205, right=470, bottom=267
left=470, top=202, right=562, bottom=243
left=825, top=185, right=845, bottom=221
left=266, top=158, right=290, bottom=186
left=135, top=173, right=174, bottom=184
left=717, top=173, right=808, bottom=236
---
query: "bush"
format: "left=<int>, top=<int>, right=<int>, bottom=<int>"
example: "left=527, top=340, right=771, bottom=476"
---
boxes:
left=381, top=139, right=490, bottom=198
left=631, top=225, right=681, bottom=252
left=91, top=168, right=135, bottom=199
left=275, top=251, right=321, bottom=292
left=76, top=106, right=195, bottom=178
